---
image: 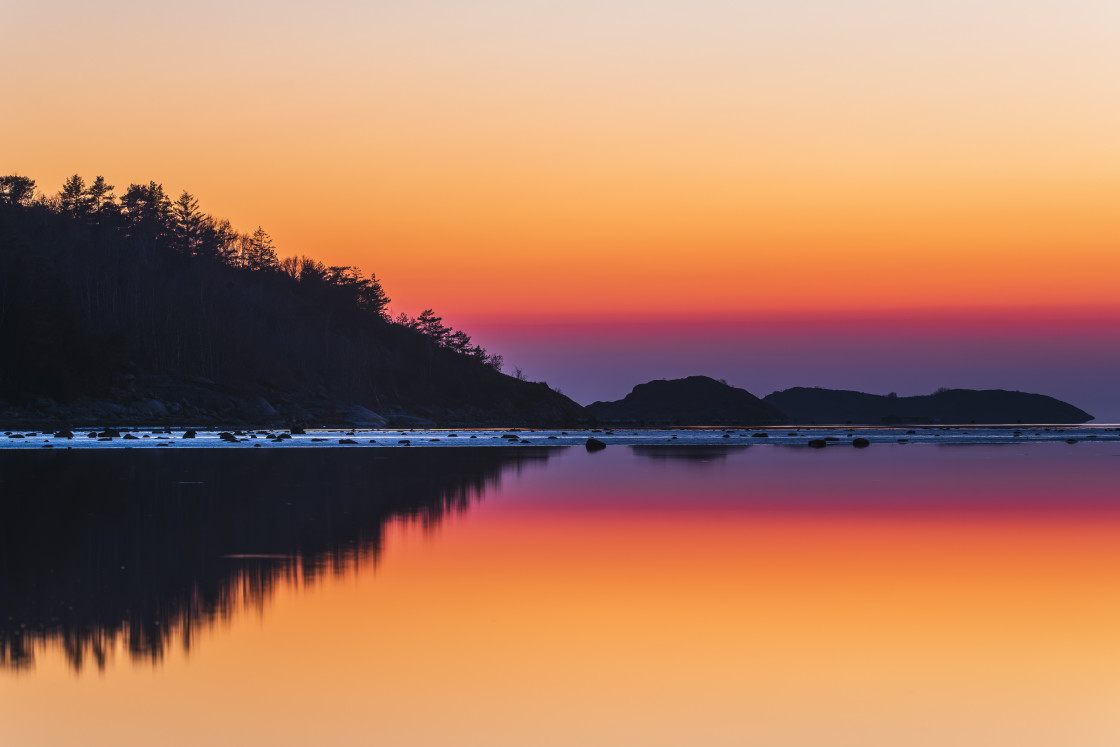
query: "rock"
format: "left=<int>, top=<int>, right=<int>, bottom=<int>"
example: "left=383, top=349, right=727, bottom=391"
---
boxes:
left=852, top=438, right=870, bottom=448
left=339, top=438, right=358, bottom=444
left=387, top=415, right=436, bottom=428
left=181, top=389, right=240, bottom=415
left=138, top=399, right=169, bottom=417
left=182, top=430, right=197, bottom=439
left=54, top=429, right=74, bottom=439
left=344, top=405, right=387, bottom=427
left=807, top=439, right=827, bottom=448
left=218, top=432, right=238, bottom=442
left=585, top=437, right=607, bottom=452
left=245, top=396, right=279, bottom=419
left=290, top=426, right=306, bottom=435
left=751, top=432, right=769, bottom=438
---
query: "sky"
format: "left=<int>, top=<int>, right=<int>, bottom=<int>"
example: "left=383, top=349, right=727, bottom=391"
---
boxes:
left=5, top=1, right=1120, bottom=416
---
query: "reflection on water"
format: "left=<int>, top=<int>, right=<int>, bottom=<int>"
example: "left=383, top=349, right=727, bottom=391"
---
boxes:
left=5, top=444, right=1120, bottom=746
left=629, top=445, right=742, bottom=463
left=0, top=448, right=555, bottom=671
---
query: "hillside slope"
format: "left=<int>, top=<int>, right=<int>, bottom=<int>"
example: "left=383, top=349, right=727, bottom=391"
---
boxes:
left=0, top=178, right=583, bottom=426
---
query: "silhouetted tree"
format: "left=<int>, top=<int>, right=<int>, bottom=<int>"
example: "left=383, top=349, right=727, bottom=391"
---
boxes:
left=241, top=226, right=279, bottom=271
left=280, top=255, right=307, bottom=280
left=447, top=329, right=471, bottom=354
left=298, top=257, right=329, bottom=283
left=58, top=174, right=92, bottom=216
left=121, top=181, right=172, bottom=243
left=171, top=191, right=205, bottom=255
left=84, top=176, right=117, bottom=223
left=195, top=216, right=237, bottom=262
left=322, top=266, right=390, bottom=317
left=417, top=309, right=449, bottom=345
left=0, top=175, right=35, bottom=206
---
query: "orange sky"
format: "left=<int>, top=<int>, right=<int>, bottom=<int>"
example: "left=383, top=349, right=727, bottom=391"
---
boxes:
left=5, top=0, right=1120, bottom=320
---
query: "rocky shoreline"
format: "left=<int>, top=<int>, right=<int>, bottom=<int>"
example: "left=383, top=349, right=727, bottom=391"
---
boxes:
left=3, top=425, right=1118, bottom=450
left=0, top=376, right=582, bottom=430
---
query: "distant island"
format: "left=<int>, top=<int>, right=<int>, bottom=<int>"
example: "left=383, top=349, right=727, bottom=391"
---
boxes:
left=763, top=386, right=1093, bottom=425
left=586, top=376, right=785, bottom=425
left=586, top=377, right=1093, bottom=426
left=0, top=174, right=1095, bottom=429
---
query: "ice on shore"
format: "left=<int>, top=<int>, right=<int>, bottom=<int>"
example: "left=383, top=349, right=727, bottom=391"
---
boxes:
left=2, top=425, right=1119, bottom=449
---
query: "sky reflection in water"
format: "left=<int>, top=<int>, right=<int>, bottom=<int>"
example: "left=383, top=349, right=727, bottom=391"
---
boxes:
left=3, top=444, right=1120, bottom=746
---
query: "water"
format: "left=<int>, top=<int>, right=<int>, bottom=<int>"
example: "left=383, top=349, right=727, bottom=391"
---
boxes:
left=3, top=444, right=1120, bottom=745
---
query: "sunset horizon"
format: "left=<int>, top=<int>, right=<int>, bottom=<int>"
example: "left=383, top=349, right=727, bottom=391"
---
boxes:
left=9, top=1, right=1117, bottom=416
left=6, top=165, right=1115, bottom=417
left=5, top=3, right=1120, bottom=744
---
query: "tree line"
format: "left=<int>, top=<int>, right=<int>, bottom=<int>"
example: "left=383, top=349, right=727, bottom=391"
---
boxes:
left=2, top=173, right=501, bottom=359
left=0, top=173, right=510, bottom=407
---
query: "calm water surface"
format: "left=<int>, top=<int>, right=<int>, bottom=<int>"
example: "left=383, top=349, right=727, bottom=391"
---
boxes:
left=3, top=444, right=1120, bottom=746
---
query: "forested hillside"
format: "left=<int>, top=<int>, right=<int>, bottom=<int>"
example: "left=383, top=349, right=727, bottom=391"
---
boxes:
left=0, top=174, right=582, bottom=425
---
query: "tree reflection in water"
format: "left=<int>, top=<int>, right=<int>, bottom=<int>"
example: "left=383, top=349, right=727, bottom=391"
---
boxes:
left=0, top=447, right=556, bottom=671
